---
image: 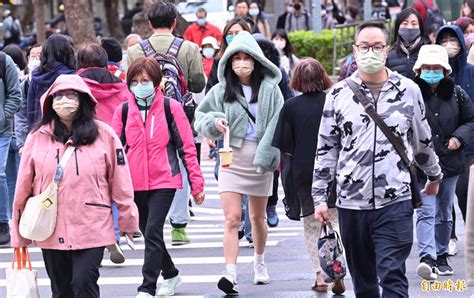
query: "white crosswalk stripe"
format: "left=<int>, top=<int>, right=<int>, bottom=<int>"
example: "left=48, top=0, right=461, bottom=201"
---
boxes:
left=0, top=157, right=306, bottom=297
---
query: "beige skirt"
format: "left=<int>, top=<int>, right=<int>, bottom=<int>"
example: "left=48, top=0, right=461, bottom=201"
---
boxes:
left=218, top=140, right=273, bottom=197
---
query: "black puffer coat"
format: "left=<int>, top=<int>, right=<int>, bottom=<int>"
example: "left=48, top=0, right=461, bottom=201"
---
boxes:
left=386, top=43, right=422, bottom=80
left=414, top=77, right=474, bottom=177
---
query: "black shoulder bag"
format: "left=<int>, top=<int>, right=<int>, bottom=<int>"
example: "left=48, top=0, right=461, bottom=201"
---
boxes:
left=345, top=78, right=422, bottom=208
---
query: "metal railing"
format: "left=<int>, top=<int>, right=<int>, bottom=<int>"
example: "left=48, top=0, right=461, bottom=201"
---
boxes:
left=332, top=20, right=394, bottom=77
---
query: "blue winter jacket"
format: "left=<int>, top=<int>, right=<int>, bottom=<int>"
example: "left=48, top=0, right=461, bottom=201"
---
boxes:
left=26, top=62, right=75, bottom=129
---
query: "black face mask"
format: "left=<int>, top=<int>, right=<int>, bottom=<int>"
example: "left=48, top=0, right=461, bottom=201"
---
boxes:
left=398, top=28, right=421, bottom=44
left=294, top=3, right=301, bottom=10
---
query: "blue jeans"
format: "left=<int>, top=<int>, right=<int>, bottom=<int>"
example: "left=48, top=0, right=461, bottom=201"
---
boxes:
left=6, top=137, right=19, bottom=221
left=242, top=196, right=252, bottom=241
left=168, top=158, right=190, bottom=228
left=0, top=133, right=12, bottom=223
left=112, top=202, right=120, bottom=242
left=416, top=175, right=459, bottom=258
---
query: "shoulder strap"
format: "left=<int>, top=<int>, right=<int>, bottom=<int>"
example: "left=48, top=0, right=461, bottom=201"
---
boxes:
left=345, top=78, right=411, bottom=167
left=53, top=146, right=76, bottom=184
left=139, top=39, right=157, bottom=57
left=237, top=100, right=256, bottom=123
left=120, top=102, right=129, bottom=146
left=164, top=97, right=175, bottom=146
left=420, top=0, right=429, bottom=9
left=167, top=37, right=184, bottom=58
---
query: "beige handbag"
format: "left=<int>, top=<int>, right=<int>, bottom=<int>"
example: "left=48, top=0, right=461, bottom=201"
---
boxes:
left=19, top=146, right=75, bottom=241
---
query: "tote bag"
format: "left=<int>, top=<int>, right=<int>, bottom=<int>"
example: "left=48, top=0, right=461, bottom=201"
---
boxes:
left=5, top=247, right=40, bottom=298
left=19, top=146, right=75, bottom=241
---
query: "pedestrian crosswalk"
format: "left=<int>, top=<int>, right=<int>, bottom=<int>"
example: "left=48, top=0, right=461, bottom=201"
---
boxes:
left=0, top=158, right=311, bottom=297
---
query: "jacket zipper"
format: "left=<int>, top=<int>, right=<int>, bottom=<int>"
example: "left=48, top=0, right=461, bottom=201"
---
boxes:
left=74, top=149, right=79, bottom=175
left=372, top=96, right=377, bottom=209
left=150, top=113, right=155, bottom=139
left=85, top=202, right=111, bottom=208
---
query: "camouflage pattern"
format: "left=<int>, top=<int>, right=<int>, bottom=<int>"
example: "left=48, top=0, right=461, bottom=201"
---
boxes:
left=312, top=69, right=442, bottom=210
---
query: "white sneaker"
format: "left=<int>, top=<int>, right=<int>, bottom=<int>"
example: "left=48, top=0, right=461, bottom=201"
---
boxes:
left=107, top=243, right=125, bottom=264
left=136, top=292, right=153, bottom=298
left=448, top=239, right=457, bottom=256
left=157, top=274, right=182, bottom=296
left=253, top=263, right=270, bottom=284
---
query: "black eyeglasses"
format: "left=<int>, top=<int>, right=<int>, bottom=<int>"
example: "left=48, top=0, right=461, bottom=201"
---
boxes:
left=52, top=91, right=80, bottom=101
left=355, top=44, right=387, bottom=53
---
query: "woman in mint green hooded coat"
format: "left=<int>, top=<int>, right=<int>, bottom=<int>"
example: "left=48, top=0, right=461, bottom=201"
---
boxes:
left=194, top=31, right=283, bottom=294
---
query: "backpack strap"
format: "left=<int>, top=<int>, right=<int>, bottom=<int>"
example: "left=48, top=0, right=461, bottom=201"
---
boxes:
left=167, top=37, right=184, bottom=58
left=120, top=102, right=129, bottom=146
left=139, top=39, right=157, bottom=57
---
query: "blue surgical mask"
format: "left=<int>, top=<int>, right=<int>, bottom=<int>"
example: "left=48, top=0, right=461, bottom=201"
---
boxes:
left=202, top=47, right=215, bottom=58
left=130, top=81, right=155, bottom=99
left=226, top=35, right=234, bottom=45
left=196, top=18, right=206, bottom=26
left=420, top=69, right=444, bottom=85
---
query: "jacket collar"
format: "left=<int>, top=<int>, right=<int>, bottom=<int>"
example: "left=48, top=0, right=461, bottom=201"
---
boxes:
left=350, top=68, right=403, bottom=93
left=414, top=77, right=455, bottom=101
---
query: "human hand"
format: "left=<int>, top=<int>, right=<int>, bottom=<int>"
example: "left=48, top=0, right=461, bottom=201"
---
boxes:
left=447, top=137, right=461, bottom=150
left=206, top=139, right=216, bottom=147
left=18, top=147, right=23, bottom=157
left=421, top=180, right=440, bottom=196
left=215, top=118, right=228, bottom=134
left=314, top=205, right=329, bottom=224
left=193, top=192, right=205, bottom=205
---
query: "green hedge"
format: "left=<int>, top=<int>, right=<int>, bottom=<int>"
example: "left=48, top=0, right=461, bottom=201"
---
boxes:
left=288, top=29, right=354, bottom=75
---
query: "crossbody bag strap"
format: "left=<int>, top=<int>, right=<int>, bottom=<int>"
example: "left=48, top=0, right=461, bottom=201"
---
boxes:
left=53, top=145, right=76, bottom=184
left=237, top=100, right=256, bottom=123
left=345, top=78, right=411, bottom=167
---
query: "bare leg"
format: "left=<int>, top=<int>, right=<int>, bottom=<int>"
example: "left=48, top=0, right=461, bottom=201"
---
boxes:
left=248, top=196, right=269, bottom=255
left=220, top=192, right=243, bottom=264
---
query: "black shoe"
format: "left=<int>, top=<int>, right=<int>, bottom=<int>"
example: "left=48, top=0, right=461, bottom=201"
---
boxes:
left=0, top=222, right=10, bottom=245
left=238, top=220, right=245, bottom=240
left=417, top=255, right=438, bottom=280
left=436, top=253, right=454, bottom=276
left=217, top=276, right=238, bottom=295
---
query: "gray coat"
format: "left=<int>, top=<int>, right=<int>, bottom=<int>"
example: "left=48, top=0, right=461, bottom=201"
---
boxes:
left=0, top=54, right=21, bottom=135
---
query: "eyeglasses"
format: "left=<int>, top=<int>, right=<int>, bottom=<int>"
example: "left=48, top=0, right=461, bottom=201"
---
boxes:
left=52, top=91, right=79, bottom=101
left=130, top=79, right=151, bottom=87
left=355, top=44, right=387, bottom=53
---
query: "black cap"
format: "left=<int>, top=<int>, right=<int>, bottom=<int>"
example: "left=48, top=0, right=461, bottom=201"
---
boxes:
left=101, top=37, right=122, bottom=63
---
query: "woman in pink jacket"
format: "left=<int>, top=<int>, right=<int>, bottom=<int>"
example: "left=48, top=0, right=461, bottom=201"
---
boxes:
left=11, top=74, right=139, bottom=297
left=111, top=57, right=205, bottom=297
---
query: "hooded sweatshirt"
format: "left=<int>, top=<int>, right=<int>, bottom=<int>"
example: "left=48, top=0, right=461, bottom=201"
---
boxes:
left=436, top=25, right=474, bottom=156
left=78, top=67, right=130, bottom=124
left=12, top=74, right=139, bottom=249
left=26, top=62, right=75, bottom=129
left=194, top=31, right=284, bottom=173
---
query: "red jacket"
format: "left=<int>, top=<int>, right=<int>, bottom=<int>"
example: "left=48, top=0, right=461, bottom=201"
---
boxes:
left=203, top=57, right=214, bottom=78
left=111, top=89, right=204, bottom=195
left=107, top=64, right=126, bottom=81
left=183, top=23, right=223, bottom=47
left=412, top=0, right=434, bottom=23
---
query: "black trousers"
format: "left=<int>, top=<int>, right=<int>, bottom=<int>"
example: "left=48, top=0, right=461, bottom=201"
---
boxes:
left=134, top=189, right=179, bottom=295
left=267, top=171, right=279, bottom=207
left=451, top=155, right=474, bottom=239
left=42, top=247, right=104, bottom=298
left=338, top=200, right=413, bottom=298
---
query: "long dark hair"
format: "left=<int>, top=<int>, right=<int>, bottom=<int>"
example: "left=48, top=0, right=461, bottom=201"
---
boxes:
left=38, top=34, right=76, bottom=74
left=38, top=93, right=99, bottom=146
left=223, top=53, right=263, bottom=104
left=392, top=8, right=424, bottom=51
left=271, top=29, right=296, bottom=61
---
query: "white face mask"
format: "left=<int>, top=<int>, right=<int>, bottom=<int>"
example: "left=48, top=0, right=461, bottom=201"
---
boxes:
left=442, top=40, right=461, bottom=58
left=28, top=59, right=40, bottom=72
left=273, top=39, right=286, bottom=51
left=52, top=98, right=80, bottom=122
left=232, top=59, right=254, bottom=78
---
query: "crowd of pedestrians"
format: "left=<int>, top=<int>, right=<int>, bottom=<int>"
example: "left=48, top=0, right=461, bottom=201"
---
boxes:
left=0, top=1, right=473, bottom=298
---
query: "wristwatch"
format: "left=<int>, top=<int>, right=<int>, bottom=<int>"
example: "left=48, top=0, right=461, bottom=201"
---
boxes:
left=428, top=173, right=443, bottom=182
